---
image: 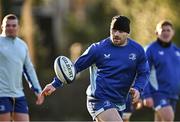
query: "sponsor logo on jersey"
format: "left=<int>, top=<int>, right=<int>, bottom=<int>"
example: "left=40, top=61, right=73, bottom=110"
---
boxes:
left=160, top=99, right=167, bottom=105
left=104, top=54, right=111, bottom=59
left=175, top=51, right=180, bottom=57
left=129, top=53, right=136, bottom=60
left=0, top=105, right=5, bottom=111
left=158, top=51, right=164, bottom=55
left=103, top=101, right=111, bottom=107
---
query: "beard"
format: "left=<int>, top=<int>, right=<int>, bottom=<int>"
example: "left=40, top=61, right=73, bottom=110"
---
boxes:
left=113, top=35, right=127, bottom=45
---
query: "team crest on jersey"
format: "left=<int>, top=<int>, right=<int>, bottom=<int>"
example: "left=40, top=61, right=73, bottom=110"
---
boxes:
left=104, top=54, right=111, bottom=59
left=0, top=105, right=5, bottom=111
left=160, top=99, right=167, bottom=105
left=103, top=101, right=111, bottom=107
left=175, top=51, right=180, bottom=57
left=158, top=51, right=164, bottom=55
left=129, top=53, right=136, bottom=60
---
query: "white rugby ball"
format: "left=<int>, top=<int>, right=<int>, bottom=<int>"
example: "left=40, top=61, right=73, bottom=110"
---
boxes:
left=54, top=56, right=76, bottom=84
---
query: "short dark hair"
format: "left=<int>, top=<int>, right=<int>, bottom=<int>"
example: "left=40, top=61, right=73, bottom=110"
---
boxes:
left=156, top=20, right=173, bottom=31
left=3, top=14, right=18, bottom=20
left=2, top=14, right=18, bottom=25
left=110, top=15, right=130, bottom=33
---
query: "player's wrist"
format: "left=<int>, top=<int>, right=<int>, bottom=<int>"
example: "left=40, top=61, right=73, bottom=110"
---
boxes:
left=51, top=77, right=63, bottom=88
left=133, top=86, right=143, bottom=94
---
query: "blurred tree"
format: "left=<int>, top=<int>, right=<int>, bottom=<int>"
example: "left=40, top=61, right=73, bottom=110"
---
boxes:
left=64, top=0, right=118, bottom=48
left=20, top=0, right=36, bottom=64
left=0, top=0, right=24, bottom=18
left=0, top=1, right=2, bottom=25
left=0, top=0, right=12, bottom=17
left=110, top=0, right=179, bottom=46
left=170, top=0, right=180, bottom=46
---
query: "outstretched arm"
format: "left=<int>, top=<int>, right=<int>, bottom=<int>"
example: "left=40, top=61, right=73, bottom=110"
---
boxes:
left=41, top=44, right=98, bottom=96
left=41, top=77, right=63, bottom=96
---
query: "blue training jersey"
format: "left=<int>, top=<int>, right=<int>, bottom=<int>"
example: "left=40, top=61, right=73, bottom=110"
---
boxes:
left=74, top=37, right=149, bottom=103
left=143, top=41, right=180, bottom=99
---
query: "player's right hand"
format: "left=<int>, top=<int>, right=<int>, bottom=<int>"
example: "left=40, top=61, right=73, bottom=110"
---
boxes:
left=41, top=84, right=56, bottom=96
left=130, top=88, right=140, bottom=104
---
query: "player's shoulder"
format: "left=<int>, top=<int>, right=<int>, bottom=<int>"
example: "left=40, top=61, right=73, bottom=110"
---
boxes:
left=94, top=37, right=110, bottom=46
left=128, top=38, right=145, bottom=52
left=15, top=37, right=28, bottom=48
left=90, top=37, right=110, bottom=50
left=171, top=43, right=179, bottom=50
left=0, top=35, right=3, bottom=42
left=0, top=35, right=3, bottom=39
left=145, top=41, right=158, bottom=51
left=0, top=35, right=7, bottom=41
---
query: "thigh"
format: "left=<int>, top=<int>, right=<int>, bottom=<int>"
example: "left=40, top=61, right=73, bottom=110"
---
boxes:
left=0, top=97, right=12, bottom=121
left=156, top=105, right=174, bottom=121
left=96, top=108, right=122, bottom=122
left=14, top=113, right=29, bottom=121
left=0, top=112, right=11, bottom=121
left=152, top=93, right=175, bottom=121
left=13, top=96, right=29, bottom=121
left=87, top=96, right=125, bottom=121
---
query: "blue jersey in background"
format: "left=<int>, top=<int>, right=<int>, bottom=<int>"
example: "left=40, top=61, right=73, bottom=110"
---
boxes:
left=143, top=40, right=180, bottom=100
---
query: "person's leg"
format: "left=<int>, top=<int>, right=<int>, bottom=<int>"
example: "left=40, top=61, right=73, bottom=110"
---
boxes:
left=154, top=110, right=162, bottom=122
left=153, top=93, right=175, bottom=122
left=0, top=97, right=13, bottom=121
left=156, top=105, right=174, bottom=122
left=0, top=113, right=11, bottom=121
left=122, top=112, right=132, bottom=122
left=14, top=113, right=29, bottom=121
left=95, top=108, right=123, bottom=122
left=13, top=96, right=29, bottom=121
left=87, top=96, right=125, bottom=121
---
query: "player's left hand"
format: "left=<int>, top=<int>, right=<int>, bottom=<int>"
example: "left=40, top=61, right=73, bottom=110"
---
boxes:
left=130, top=88, right=140, bottom=104
left=36, top=93, right=44, bottom=105
left=133, top=99, right=143, bottom=110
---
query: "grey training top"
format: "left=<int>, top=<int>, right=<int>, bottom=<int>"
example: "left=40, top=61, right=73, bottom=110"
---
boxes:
left=0, top=35, right=42, bottom=97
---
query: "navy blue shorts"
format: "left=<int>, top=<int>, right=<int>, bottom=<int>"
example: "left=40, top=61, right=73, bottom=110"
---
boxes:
left=87, top=96, right=125, bottom=120
left=0, top=96, right=28, bottom=114
left=152, top=93, right=177, bottom=112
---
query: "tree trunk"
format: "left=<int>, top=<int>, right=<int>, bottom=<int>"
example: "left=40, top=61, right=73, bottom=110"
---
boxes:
left=21, top=0, right=36, bottom=65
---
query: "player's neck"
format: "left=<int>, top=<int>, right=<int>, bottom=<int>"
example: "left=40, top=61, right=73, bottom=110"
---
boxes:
left=157, top=38, right=171, bottom=47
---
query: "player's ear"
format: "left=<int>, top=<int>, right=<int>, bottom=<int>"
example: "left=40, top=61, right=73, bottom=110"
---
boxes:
left=155, top=30, right=158, bottom=36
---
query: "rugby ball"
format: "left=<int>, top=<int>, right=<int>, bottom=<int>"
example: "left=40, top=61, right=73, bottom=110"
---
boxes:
left=54, top=56, right=76, bottom=84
